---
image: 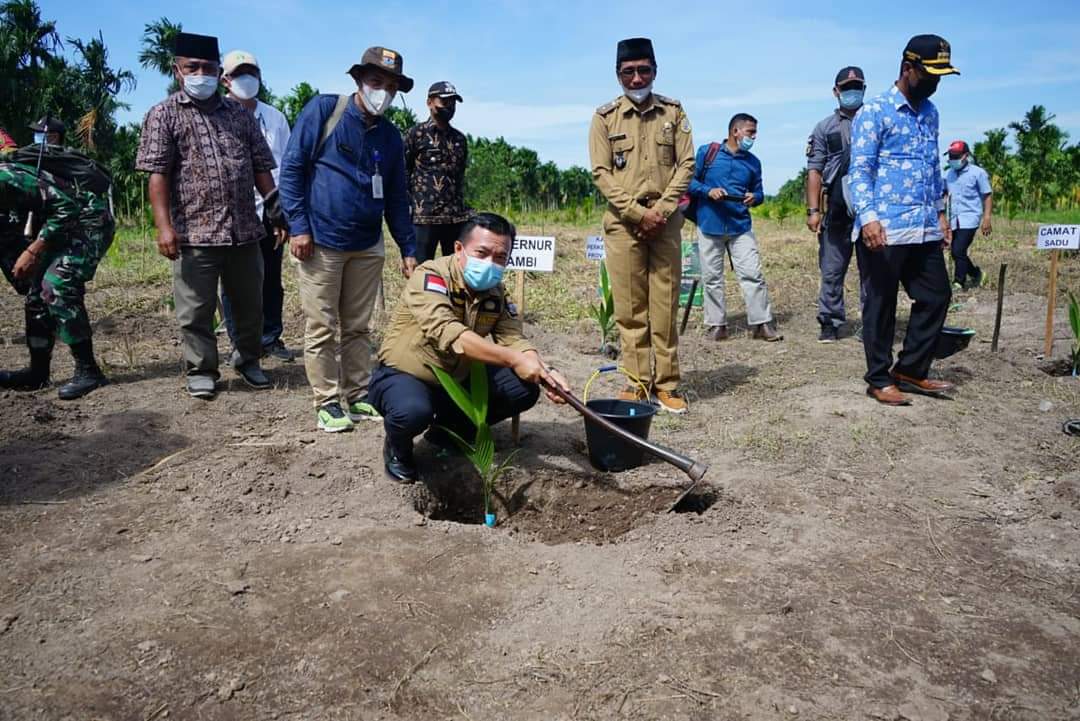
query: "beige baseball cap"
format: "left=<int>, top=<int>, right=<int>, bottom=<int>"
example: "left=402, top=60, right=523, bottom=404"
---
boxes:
left=223, top=50, right=259, bottom=76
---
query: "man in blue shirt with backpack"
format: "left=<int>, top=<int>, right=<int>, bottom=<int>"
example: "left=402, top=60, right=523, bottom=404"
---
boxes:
left=687, top=113, right=781, bottom=342
left=279, top=46, right=418, bottom=432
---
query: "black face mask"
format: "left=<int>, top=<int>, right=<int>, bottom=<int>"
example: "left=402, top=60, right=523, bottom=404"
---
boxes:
left=434, top=105, right=455, bottom=122
left=907, top=70, right=940, bottom=104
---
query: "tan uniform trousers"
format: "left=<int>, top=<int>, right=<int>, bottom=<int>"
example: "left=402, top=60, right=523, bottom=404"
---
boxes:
left=295, top=243, right=384, bottom=408
left=603, top=210, right=682, bottom=391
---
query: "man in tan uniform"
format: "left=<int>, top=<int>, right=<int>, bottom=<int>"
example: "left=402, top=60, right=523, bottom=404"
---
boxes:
left=589, top=37, right=694, bottom=414
left=368, top=212, right=570, bottom=482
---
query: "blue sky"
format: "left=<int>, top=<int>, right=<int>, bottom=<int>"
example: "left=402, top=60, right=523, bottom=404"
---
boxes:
left=45, top=0, right=1080, bottom=193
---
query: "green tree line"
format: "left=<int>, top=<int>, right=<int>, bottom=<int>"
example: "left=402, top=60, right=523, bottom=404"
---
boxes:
left=2, top=5, right=600, bottom=226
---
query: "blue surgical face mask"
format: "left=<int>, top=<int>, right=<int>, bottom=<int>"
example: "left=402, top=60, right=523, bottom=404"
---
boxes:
left=33, top=132, right=46, bottom=145
left=838, top=89, right=864, bottom=110
left=738, top=135, right=754, bottom=152
left=183, top=73, right=219, bottom=101
left=948, top=158, right=965, bottom=171
left=463, top=255, right=505, bottom=291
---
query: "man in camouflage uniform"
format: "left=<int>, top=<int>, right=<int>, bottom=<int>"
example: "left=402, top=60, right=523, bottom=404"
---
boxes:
left=588, top=37, right=695, bottom=414
left=404, top=81, right=470, bottom=262
left=0, top=153, right=114, bottom=399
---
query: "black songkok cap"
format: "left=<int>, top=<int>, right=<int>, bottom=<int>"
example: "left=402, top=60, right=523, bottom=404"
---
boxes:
left=173, top=32, right=220, bottom=63
left=616, top=37, right=655, bottom=65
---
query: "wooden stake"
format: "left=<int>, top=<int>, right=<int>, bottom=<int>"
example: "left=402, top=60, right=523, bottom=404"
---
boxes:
left=1044, top=250, right=1060, bottom=357
left=511, top=271, right=525, bottom=446
left=680, top=279, right=698, bottom=335
left=991, top=263, right=1007, bottom=353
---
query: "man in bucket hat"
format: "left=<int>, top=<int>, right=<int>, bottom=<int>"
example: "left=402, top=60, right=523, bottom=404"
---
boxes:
left=278, top=46, right=418, bottom=433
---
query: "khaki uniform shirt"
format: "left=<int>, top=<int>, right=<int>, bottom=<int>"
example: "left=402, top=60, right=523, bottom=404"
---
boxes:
left=378, top=254, right=535, bottom=385
left=588, top=93, right=695, bottom=225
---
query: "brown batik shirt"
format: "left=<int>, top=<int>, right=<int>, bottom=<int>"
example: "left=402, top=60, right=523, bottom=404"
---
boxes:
left=136, top=92, right=275, bottom=247
left=403, top=119, right=469, bottom=225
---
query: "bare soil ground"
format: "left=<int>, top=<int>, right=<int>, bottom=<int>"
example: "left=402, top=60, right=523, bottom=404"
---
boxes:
left=1, top=220, right=1079, bottom=721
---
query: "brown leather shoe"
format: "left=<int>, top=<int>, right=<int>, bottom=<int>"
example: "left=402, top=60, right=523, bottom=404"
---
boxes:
left=866, top=384, right=912, bottom=406
left=893, top=372, right=954, bottom=396
left=617, top=386, right=650, bottom=402
left=753, top=322, right=784, bottom=342
left=707, top=325, right=729, bottom=341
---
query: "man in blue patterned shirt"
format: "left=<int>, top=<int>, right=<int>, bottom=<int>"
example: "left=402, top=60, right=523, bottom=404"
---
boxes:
left=850, top=34, right=959, bottom=406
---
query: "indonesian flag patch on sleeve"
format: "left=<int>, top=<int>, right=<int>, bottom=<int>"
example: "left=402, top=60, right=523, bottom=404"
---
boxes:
left=423, top=273, right=449, bottom=295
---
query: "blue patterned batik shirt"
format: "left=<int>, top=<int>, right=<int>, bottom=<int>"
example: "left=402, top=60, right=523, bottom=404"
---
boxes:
left=849, top=84, right=945, bottom=246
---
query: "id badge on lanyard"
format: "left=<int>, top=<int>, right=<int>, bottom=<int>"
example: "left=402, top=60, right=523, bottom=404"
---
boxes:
left=371, top=150, right=384, bottom=199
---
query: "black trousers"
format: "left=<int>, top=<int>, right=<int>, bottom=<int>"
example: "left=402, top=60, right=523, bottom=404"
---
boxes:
left=415, top=222, right=465, bottom=264
left=950, top=227, right=980, bottom=288
left=368, top=364, right=540, bottom=450
left=857, top=241, right=951, bottom=388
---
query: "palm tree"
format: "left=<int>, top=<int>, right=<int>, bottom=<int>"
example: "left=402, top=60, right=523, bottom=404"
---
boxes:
left=139, top=16, right=180, bottom=93
left=1, top=0, right=59, bottom=70
left=69, top=31, right=135, bottom=150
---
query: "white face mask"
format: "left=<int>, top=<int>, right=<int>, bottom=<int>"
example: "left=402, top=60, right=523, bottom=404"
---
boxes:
left=183, top=73, right=219, bottom=101
left=360, top=83, right=395, bottom=116
left=230, top=74, right=260, bottom=101
left=624, top=83, right=653, bottom=104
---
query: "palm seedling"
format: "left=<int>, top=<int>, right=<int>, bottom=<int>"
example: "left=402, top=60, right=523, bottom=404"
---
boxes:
left=431, top=362, right=518, bottom=526
left=587, top=259, right=617, bottom=357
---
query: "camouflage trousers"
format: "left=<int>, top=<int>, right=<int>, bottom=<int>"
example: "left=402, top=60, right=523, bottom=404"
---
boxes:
left=0, top=223, right=114, bottom=347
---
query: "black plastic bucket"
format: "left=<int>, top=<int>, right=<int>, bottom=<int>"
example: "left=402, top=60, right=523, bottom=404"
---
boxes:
left=583, top=399, right=657, bottom=472
left=934, top=326, right=975, bottom=359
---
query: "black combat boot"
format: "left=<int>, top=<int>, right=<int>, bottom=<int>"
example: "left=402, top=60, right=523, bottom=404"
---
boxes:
left=0, top=347, right=51, bottom=390
left=0, top=306, right=53, bottom=390
left=58, top=339, right=108, bottom=400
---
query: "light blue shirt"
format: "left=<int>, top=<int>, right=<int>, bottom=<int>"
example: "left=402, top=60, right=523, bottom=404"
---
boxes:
left=945, top=162, right=991, bottom=230
left=849, top=84, right=945, bottom=246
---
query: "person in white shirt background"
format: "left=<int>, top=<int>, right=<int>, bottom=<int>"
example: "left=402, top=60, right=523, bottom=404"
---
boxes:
left=219, top=49, right=296, bottom=362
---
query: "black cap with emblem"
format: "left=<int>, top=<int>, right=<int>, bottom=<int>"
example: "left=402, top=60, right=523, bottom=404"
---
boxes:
left=173, top=32, right=220, bottom=62
left=28, top=115, right=65, bottom=135
left=617, top=37, right=655, bottom=66
left=428, top=81, right=463, bottom=102
left=834, top=66, right=865, bottom=87
left=903, top=34, right=960, bottom=76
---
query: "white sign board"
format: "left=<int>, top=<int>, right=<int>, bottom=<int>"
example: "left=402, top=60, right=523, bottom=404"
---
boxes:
left=1036, top=224, right=1080, bottom=250
left=586, top=235, right=606, bottom=261
left=507, top=235, right=555, bottom=272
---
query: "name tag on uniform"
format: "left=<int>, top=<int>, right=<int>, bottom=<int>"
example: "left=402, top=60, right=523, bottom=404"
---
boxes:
left=372, top=171, right=384, bottom=199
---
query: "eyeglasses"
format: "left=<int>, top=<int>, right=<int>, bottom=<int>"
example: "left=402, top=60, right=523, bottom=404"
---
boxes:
left=618, top=64, right=655, bottom=79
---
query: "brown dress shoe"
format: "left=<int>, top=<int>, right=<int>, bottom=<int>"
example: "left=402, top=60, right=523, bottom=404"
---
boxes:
left=866, top=384, right=912, bottom=406
left=893, top=372, right=954, bottom=396
left=707, top=325, right=729, bottom=341
left=753, top=322, right=784, bottom=342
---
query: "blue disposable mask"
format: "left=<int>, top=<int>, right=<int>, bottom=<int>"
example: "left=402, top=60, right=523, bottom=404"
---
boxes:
left=183, top=73, right=219, bottom=101
left=33, top=132, right=46, bottom=145
left=738, top=136, right=755, bottom=152
left=463, top=256, right=505, bottom=291
left=838, top=89, right=864, bottom=110
left=948, top=158, right=965, bottom=171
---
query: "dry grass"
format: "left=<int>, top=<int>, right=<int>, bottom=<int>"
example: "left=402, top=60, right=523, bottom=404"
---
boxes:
left=95, top=217, right=1079, bottom=335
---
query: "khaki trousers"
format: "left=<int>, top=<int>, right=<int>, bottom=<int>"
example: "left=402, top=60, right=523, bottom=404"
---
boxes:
left=295, top=243, right=384, bottom=408
left=602, top=210, right=683, bottom=391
